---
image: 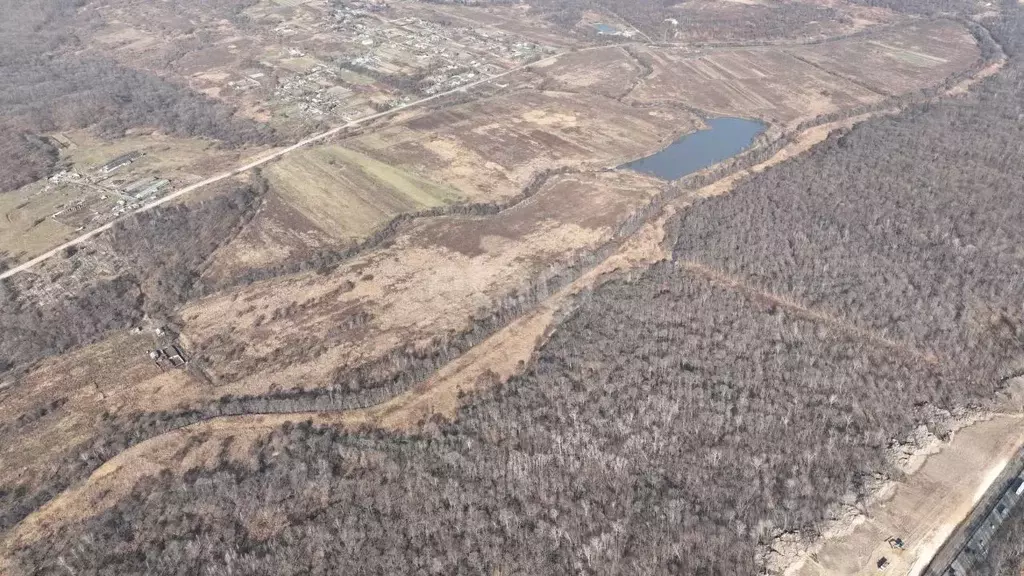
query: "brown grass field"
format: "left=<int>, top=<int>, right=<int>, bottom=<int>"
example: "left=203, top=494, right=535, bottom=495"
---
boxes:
left=632, top=45, right=885, bottom=125
left=180, top=168, right=664, bottom=393
left=630, top=20, right=979, bottom=127
left=533, top=45, right=645, bottom=98
left=794, top=20, right=981, bottom=96
left=346, top=89, right=700, bottom=202
left=661, top=0, right=900, bottom=44
left=0, top=113, right=876, bottom=565
left=264, top=144, right=462, bottom=241
left=0, top=4, right=996, bottom=570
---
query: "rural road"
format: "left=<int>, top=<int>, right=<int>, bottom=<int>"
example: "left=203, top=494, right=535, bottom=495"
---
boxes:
left=0, top=23, right=915, bottom=283
left=0, top=48, right=583, bottom=281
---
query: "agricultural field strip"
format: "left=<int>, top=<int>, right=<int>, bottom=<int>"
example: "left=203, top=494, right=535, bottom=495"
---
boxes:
left=0, top=111, right=916, bottom=555
left=782, top=49, right=893, bottom=97
left=0, top=43, right=607, bottom=281
left=0, top=18, right=962, bottom=281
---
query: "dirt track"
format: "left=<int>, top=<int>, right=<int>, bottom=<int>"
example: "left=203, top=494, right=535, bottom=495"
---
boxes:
left=0, top=114, right=871, bottom=566
left=0, top=48, right=584, bottom=281
left=0, top=18, right=1005, bottom=571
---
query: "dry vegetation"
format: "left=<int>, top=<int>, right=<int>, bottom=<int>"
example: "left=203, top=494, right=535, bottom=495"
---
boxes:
left=0, top=0, right=1019, bottom=574
left=181, top=168, right=663, bottom=394
left=264, top=145, right=462, bottom=241
left=657, top=0, right=898, bottom=44
left=533, top=45, right=645, bottom=98
left=794, top=20, right=982, bottom=95
left=629, top=19, right=979, bottom=126
left=345, top=89, right=700, bottom=201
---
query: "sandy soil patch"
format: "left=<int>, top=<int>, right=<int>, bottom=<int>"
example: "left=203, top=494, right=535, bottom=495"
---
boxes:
left=789, top=415, right=1024, bottom=576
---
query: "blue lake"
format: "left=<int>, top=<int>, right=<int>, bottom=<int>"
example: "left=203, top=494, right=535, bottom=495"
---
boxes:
left=594, top=23, right=619, bottom=34
left=622, top=117, right=767, bottom=180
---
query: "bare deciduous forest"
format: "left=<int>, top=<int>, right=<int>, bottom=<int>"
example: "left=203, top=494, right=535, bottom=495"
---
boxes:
left=9, top=269, right=983, bottom=575
left=6, top=2, right=1024, bottom=573
left=0, top=181, right=260, bottom=375
left=673, top=94, right=1024, bottom=390
left=0, top=0, right=274, bottom=193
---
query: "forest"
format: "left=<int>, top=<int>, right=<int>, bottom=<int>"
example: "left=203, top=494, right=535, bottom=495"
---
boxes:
left=1, top=263, right=997, bottom=575
left=6, top=2, right=1024, bottom=573
left=0, top=0, right=274, bottom=193
left=0, top=181, right=260, bottom=376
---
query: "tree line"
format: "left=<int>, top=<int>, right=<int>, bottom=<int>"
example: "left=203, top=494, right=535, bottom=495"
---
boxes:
left=0, top=0, right=276, bottom=193
left=0, top=180, right=262, bottom=378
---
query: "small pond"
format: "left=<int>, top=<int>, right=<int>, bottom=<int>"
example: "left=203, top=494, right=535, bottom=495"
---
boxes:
left=622, top=117, right=767, bottom=181
left=594, top=23, right=619, bottom=34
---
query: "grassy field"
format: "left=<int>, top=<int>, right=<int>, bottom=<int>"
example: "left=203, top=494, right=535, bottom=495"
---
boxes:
left=0, top=182, right=79, bottom=265
left=347, top=90, right=700, bottom=203
left=0, top=130, right=264, bottom=265
left=265, top=145, right=463, bottom=241
left=630, top=20, right=979, bottom=128
left=795, top=20, right=980, bottom=96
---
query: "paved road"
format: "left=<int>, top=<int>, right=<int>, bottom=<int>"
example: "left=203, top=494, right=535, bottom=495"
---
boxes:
left=0, top=49, right=576, bottom=281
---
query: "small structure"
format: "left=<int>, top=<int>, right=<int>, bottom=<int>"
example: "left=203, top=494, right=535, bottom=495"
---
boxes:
left=99, top=151, right=144, bottom=174
left=887, top=537, right=905, bottom=550
left=877, top=557, right=890, bottom=570
left=48, top=170, right=81, bottom=184
left=135, top=179, right=170, bottom=200
left=149, top=345, right=188, bottom=370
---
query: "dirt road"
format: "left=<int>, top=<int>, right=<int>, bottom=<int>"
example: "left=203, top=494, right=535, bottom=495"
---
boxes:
left=0, top=49, right=580, bottom=281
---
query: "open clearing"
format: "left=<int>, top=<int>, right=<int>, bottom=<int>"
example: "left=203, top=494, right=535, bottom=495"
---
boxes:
left=347, top=89, right=700, bottom=202
left=794, top=20, right=980, bottom=95
left=180, top=169, right=664, bottom=393
left=264, top=144, right=462, bottom=241
left=630, top=20, right=979, bottom=126
left=536, top=45, right=645, bottom=98
left=0, top=112, right=870, bottom=564
left=200, top=192, right=338, bottom=283
left=662, top=0, right=898, bottom=43
left=790, top=414, right=1024, bottom=576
